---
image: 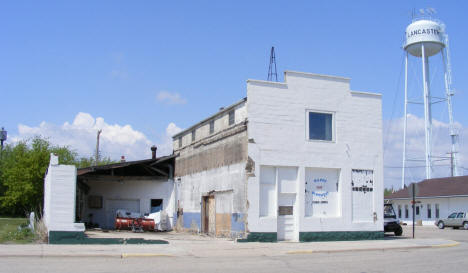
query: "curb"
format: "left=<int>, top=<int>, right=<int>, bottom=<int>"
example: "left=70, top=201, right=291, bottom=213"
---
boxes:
left=286, top=240, right=460, bottom=255
left=121, top=253, right=173, bottom=258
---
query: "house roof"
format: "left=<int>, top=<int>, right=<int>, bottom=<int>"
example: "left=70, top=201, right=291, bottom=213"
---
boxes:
left=77, top=154, right=176, bottom=179
left=385, top=176, right=468, bottom=199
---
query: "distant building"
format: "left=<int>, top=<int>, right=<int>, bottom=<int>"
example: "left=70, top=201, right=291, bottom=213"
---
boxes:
left=173, top=70, right=384, bottom=241
left=385, top=176, right=468, bottom=226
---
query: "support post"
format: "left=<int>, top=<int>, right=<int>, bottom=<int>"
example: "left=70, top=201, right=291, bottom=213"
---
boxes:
left=421, top=44, right=432, bottom=179
left=401, top=52, right=409, bottom=189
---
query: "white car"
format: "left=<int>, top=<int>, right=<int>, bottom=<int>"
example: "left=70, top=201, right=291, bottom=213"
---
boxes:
left=435, top=212, right=468, bottom=229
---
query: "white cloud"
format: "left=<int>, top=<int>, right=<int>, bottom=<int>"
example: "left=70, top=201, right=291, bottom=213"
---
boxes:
left=383, top=114, right=467, bottom=190
left=156, top=122, right=182, bottom=156
left=13, top=112, right=181, bottom=161
left=156, top=91, right=187, bottom=105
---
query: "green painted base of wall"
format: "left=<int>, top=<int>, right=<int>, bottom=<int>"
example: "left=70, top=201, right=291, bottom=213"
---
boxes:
left=48, top=231, right=169, bottom=245
left=237, top=232, right=277, bottom=243
left=299, top=231, right=384, bottom=242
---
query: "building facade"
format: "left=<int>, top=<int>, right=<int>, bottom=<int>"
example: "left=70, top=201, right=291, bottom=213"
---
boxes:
left=173, top=71, right=384, bottom=241
left=385, top=176, right=468, bottom=226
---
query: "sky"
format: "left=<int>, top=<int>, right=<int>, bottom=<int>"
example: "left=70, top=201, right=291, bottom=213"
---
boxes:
left=1, top=1, right=468, bottom=189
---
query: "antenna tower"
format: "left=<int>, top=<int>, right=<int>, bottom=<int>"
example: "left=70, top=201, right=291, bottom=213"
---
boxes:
left=267, top=46, right=278, bottom=81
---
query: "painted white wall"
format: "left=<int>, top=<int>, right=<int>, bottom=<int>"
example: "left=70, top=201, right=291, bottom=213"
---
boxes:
left=83, top=178, right=175, bottom=229
left=177, top=162, right=246, bottom=213
left=246, top=71, right=384, bottom=235
left=390, top=196, right=468, bottom=226
left=43, top=154, right=85, bottom=233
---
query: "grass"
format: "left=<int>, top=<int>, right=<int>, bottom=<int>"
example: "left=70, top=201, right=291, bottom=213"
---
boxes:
left=0, top=217, right=35, bottom=244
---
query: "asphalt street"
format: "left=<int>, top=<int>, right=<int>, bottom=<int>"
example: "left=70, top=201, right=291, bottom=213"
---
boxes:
left=1, top=226, right=466, bottom=273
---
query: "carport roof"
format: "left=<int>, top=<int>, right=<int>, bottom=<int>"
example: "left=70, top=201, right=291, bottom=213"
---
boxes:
left=385, top=175, right=468, bottom=199
left=77, top=154, right=175, bottom=179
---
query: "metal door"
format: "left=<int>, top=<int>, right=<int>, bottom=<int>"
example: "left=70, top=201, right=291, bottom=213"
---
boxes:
left=277, top=193, right=296, bottom=241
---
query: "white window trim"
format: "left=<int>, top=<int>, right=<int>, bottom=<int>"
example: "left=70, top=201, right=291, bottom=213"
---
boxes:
left=305, top=109, right=336, bottom=143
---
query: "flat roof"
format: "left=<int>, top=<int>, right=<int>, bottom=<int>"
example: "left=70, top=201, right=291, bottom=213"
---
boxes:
left=172, top=97, right=247, bottom=139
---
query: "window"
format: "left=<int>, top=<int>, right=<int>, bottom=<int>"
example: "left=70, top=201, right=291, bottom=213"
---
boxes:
left=259, top=166, right=276, bottom=217
left=457, top=212, right=464, bottom=218
left=398, top=205, right=402, bottom=218
left=178, top=137, right=182, bottom=148
left=416, top=206, right=420, bottom=215
left=150, top=199, right=163, bottom=213
left=405, top=204, right=409, bottom=218
left=435, top=204, right=440, bottom=218
left=427, top=204, right=431, bottom=218
left=209, top=120, right=215, bottom=134
left=448, top=212, right=457, bottom=218
left=228, top=110, right=235, bottom=125
left=191, top=130, right=196, bottom=142
left=308, top=112, right=333, bottom=141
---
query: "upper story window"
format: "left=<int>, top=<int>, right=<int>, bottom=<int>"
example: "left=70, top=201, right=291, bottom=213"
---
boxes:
left=228, top=110, right=235, bottom=125
left=307, top=111, right=333, bottom=141
left=191, top=130, right=196, bottom=142
left=178, top=136, right=182, bottom=148
left=209, top=120, right=215, bottom=134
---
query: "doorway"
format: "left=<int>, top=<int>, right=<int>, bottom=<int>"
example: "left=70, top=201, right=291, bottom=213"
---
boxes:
left=202, top=195, right=216, bottom=235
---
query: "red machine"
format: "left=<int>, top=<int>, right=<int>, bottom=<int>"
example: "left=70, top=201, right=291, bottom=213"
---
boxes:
left=114, top=209, right=157, bottom=232
left=115, top=217, right=156, bottom=232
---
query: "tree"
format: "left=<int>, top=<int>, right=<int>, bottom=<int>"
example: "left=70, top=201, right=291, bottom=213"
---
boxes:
left=0, top=137, right=77, bottom=216
left=74, top=156, right=117, bottom=169
left=384, top=187, right=395, bottom=197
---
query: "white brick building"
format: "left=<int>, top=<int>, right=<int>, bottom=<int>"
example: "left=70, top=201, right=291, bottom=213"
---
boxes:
left=173, top=70, right=384, bottom=241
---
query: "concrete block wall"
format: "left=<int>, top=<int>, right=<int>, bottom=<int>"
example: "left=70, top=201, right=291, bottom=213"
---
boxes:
left=246, top=71, right=384, bottom=239
left=43, top=154, right=85, bottom=234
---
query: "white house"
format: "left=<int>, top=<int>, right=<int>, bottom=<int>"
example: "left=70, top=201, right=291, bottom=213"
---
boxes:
left=385, top=176, right=468, bottom=226
left=173, top=70, right=384, bottom=242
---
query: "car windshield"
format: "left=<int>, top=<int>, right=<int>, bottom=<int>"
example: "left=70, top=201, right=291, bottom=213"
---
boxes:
left=384, top=205, right=396, bottom=218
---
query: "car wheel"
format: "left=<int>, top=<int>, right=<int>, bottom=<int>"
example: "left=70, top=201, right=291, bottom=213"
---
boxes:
left=438, top=221, right=445, bottom=229
left=394, top=226, right=403, bottom=236
left=463, top=222, right=468, bottom=230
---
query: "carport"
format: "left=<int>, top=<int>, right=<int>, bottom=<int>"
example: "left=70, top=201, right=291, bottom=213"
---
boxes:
left=76, top=154, right=176, bottom=230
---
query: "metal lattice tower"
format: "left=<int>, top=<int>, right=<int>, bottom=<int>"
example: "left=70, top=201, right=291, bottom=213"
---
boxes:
left=267, top=46, right=278, bottom=82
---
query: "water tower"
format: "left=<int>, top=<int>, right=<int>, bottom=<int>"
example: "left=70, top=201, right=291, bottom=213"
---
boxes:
left=401, top=11, right=459, bottom=189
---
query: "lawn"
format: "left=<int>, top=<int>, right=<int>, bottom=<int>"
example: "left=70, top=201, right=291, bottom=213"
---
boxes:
left=0, top=218, right=35, bottom=243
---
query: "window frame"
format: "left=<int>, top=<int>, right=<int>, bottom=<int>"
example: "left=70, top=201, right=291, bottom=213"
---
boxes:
left=178, top=137, right=182, bottom=148
left=427, top=204, right=431, bottom=218
left=209, top=120, right=215, bottom=134
left=191, top=130, right=196, bottom=142
left=306, top=110, right=336, bottom=142
left=228, top=110, right=235, bottom=126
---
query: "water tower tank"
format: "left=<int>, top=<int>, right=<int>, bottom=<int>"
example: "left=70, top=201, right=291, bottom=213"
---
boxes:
left=404, top=19, right=445, bottom=57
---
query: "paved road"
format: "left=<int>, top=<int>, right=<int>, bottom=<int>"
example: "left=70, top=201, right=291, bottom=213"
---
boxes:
left=1, top=226, right=466, bottom=273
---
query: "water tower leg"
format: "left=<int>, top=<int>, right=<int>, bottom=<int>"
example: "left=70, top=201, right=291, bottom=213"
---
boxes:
left=441, top=48, right=459, bottom=176
left=421, top=44, right=433, bottom=179
left=401, top=52, right=409, bottom=189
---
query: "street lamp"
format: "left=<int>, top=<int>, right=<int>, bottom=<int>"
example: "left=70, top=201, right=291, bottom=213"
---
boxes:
left=0, top=127, right=7, bottom=150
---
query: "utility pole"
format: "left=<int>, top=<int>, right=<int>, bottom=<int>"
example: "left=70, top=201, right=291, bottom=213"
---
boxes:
left=447, top=151, right=455, bottom=177
left=95, top=130, right=102, bottom=166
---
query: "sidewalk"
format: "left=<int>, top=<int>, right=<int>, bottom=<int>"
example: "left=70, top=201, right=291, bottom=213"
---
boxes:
left=0, top=237, right=459, bottom=258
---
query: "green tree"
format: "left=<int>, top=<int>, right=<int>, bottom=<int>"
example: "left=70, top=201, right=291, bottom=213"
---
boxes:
left=384, top=187, right=394, bottom=197
left=75, top=156, right=118, bottom=169
left=0, top=137, right=77, bottom=216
